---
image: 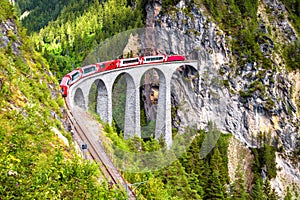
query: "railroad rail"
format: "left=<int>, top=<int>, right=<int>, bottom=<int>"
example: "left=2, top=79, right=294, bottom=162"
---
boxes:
left=64, top=98, right=136, bottom=199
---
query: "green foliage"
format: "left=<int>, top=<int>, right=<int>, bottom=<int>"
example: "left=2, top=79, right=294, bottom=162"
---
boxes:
left=112, top=75, right=126, bottom=133
left=0, top=2, right=126, bottom=198
left=180, top=130, right=231, bottom=199
left=230, top=168, right=248, bottom=199
left=100, top=120, right=231, bottom=199
left=283, top=41, right=300, bottom=71
left=29, top=0, right=145, bottom=79
left=251, top=178, right=266, bottom=200
left=284, top=187, right=293, bottom=200
left=205, top=170, right=225, bottom=199
left=15, top=0, right=79, bottom=33
left=203, top=0, right=281, bottom=105
left=161, top=160, right=201, bottom=199
left=281, top=0, right=300, bottom=33
left=252, top=144, right=277, bottom=179
left=203, top=0, right=257, bottom=29
left=88, top=82, right=98, bottom=113
left=0, top=1, right=17, bottom=20
left=162, top=0, right=181, bottom=11
left=264, top=179, right=278, bottom=200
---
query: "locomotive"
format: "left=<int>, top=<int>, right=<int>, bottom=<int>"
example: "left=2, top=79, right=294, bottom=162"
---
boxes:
left=60, top=54, right=185, bottom=97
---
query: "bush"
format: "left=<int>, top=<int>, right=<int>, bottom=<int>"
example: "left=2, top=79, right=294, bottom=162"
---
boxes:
left=283, top=41, right=300, bottom=71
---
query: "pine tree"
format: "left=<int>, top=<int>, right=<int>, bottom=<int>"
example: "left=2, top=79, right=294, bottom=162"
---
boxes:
left=162, top=160, right=201, bottom=199
left=188, top=171, right=204, bottom=198
left=230, top=168, right=248, bottom=199
left=180, top=133, right=208, bottom=193
left=263, top=179, right=278, bottom=200
left=210, top=147, right=227, bottom=195
left=205, top=170, right=225, bottom=199
left=251, top=178, right=266, bottom=200
left=261, top=144, right=276, bottom=179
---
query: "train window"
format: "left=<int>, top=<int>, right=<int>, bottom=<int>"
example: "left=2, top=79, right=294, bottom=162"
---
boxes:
left=145, top=56, right=163, bottom=62
left=83, top=66, right=96, bottom=74
left=152, top=57, right=163, bottom=61
left=100, top=64, right=105, bottom=68
left=123, top=58, right=138, bottom=64
left=72, top=72, right=80, bottom=80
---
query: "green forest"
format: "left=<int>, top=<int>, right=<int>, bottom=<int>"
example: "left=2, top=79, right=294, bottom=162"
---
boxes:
left=25, top=0, right=146, bottom=79
left=0, top=0, right=299, bottom=199
left=100, top=121, right=279, bottom=199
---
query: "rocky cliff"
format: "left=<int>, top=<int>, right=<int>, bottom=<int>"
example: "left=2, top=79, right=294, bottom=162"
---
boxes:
left=141, top=0, right=299, bottom=198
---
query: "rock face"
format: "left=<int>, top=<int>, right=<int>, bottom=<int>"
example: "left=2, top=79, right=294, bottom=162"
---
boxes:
left=0, top=19, right=21, bottom=55
left=142, top=0, right=300, bottom=197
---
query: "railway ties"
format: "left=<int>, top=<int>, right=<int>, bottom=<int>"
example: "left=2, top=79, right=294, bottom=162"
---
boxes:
left=64, top=99, right=136, bottom=199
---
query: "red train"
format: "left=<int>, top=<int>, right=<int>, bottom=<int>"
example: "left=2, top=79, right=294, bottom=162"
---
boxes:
left=60, top=54, right=185, bottom=97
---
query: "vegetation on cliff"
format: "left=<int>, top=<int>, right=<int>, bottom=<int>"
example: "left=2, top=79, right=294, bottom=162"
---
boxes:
left=6, top=0, right=299, bottom=198
left=0, top=1, right=125, bottom=198
left=19, top=0, right=145, bottom=79
left=99, top=120, right=280, bottom=199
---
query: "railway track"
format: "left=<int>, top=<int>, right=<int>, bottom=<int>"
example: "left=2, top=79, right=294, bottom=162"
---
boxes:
left=64, top=99, right=136, bottom=199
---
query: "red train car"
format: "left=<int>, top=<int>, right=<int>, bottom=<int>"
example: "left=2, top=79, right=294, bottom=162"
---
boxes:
left=60, top=54, right=186, bottom=97
left=166, top=55, right=185, bottom=62
left=60, top=76, right=71, bottom=97
left=119, top=57, right=142, bottom=67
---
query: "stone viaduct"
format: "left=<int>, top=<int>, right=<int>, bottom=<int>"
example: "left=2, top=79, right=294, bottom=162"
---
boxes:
left=67, top=61, right=198, bottom=147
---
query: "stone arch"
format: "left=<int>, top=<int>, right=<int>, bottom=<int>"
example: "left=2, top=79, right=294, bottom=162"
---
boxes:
left=140, top=68, right=170, bottom=144
left=112, top=72, right=140, bottom=139
left=139, top=68, right=160, bottom=139
left=173, top=64, right=199, bottom=78
left=88, top=79, right=109, bottom=122
left=171, top=64, right=200, bottom=94
left=74, top=88, right=85, bottom=109
left=170, top=64, right=200, bottom=133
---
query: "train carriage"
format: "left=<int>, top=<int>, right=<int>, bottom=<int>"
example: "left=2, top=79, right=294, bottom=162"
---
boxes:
left=60, top=54, right=186, bottom=97
left=143, top=54, right=167, bottom=64
left=166, top=55, right=185, bottom=62
left=81, top=64, right=99, bottom=78
left=119, top=57, right=141, bottom=67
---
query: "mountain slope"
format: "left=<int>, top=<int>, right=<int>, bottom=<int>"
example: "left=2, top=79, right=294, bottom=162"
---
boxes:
left=15, top=0, right=79, bottom=33
left=143, top=0, right=299, bottom=198
left=0, top=1, right=125, bottom=198
left=28, top=0, right=145, bottom=79
left=9, top=0, right=300, bottom=198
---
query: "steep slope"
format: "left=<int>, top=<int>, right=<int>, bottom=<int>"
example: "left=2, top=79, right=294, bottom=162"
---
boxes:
left=0, top=1, right=125, bottom=198
left=29, top=0, right=145, bottom=79
left=143, top=0, right=299, bottom=198
left=15, top=0, right=79, bottom=33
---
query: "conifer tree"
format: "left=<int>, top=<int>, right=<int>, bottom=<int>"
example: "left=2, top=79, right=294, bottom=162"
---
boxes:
left=263, top=179, right=278, bottom=200
left=162, top=160, right=201, bottom=199
left=230, top=168, right=248, bottom=199
left=251, top=178, right=266, bottom=200
left=210, top=147, right=227, bottom=195
left=205, top=170, right=225, bottom=199
left=188, top=171, right=204, bottom=198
